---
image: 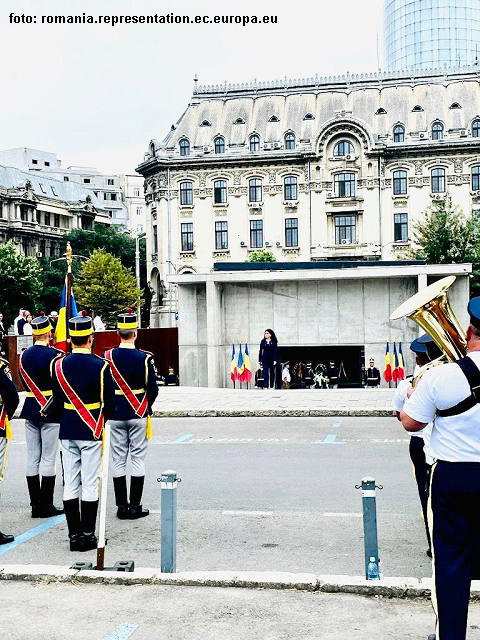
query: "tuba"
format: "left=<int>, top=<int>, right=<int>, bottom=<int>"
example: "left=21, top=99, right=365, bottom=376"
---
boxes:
left=389, top=275, right=467, bottom=374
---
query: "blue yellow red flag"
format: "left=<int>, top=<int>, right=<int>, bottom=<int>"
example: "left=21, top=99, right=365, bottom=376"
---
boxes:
left=383, top=341, right=392, bottom=382
left=230, top=344, right=237, bottom=382
left=54, top=277, right=78, bottom=353
left=243, top=344, right=253, bottom=383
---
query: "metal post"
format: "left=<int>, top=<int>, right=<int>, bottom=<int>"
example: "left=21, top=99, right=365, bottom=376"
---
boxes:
left=135, top=234, right=141, bottom=328
left=360, top=476, right=380, bottom=579
left=160, top=470, right=178, bottom=573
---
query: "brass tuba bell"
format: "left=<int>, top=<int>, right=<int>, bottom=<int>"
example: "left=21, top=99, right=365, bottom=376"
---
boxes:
left=389, top=275, right=467, bottom=363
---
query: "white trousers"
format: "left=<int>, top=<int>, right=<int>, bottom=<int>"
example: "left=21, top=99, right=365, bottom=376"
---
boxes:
left=0, top=438, right=7, bottom=486
left=109, top=418, right=148, bottom=477
left=60, top=439, right=102, bottom=501
left=25, top=420, right=60, bottom=477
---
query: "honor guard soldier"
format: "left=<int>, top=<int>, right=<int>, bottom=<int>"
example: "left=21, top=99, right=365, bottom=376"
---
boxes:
left=18, top=313, right=64, bottom=518
left=255, top=363, right=265, bottom=389
left=0, top=355, right=19, bottom=544
left=165, top=367, right=179, bottom=386
left=326, top=360, right=339, bottom=389
left=401, top=297, right=480, bottom=640
left=104, top=310, right=158, bottom=520
left=365, top=358, right=381, bottom=388
left=52, top=313, right=115, bottom=551
left=304, top=361, right=314, bottom=389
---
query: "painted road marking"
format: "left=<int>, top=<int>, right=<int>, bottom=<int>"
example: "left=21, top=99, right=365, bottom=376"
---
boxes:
left=323, top=512, right=363, bottom=518
left=222, top=510, right=273, bottom=516
left=12, top=441, right=26, bottom=445
left=311, top=434, right=346, bottom=444
left=156, top=433, right=194, bottom=445
left=0, top=514, right=66, bottom=556
left=102, top=623, right=139, bottom=640
left=332, top=420, right=343, bottom=428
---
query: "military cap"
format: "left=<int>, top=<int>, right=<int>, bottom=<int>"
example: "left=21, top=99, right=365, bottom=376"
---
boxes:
left=417, top=333, right=434, bottom=344
left=31, top=312, right=52, bottom=336
left=410, top=336, right=428, bottom=353
left=117, top=308, right=138, bottom=330
left=69, top=311, right=93, bottom=337
left=468, top=297, right=480, bottom=330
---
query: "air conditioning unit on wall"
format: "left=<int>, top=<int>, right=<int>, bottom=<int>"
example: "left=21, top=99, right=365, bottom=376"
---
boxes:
left=265, top=241, right=272, bottom=247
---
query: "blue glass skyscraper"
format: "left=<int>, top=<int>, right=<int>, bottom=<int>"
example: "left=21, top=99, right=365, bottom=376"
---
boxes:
left=384, top=0, right=480, bottom=71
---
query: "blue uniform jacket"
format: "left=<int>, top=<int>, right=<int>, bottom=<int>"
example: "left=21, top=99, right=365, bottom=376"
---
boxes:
left=0, top=358, right=19, bottom=438
left=106, top=346, right=158, bottom=420
left=52, top=350, right=116, bottom=440
left=19, top=344, right=64, bottom=423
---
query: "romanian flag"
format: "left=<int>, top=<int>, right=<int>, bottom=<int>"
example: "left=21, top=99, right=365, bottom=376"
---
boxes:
left=54, top=277, right=78, bottom=353
left=383, top=342, right=392, bottom=382
left=237, top=344, right=245, bottom=382
left=392, top=342, right=400, bottom=382
left=397, top=342, right=405, bottom=381
left=230, top=344, right=237, bottom=382
left=243, top=344, right=253, bottom=383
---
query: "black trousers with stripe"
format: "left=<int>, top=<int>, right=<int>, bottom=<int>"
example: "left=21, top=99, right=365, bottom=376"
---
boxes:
left=430, top=460, right=480, bottom=639
left=409, top=436, right=432, bottom=551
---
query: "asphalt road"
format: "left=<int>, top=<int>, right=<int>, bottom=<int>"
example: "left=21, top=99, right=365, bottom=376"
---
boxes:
left=0, top=416, right=431, bottom=578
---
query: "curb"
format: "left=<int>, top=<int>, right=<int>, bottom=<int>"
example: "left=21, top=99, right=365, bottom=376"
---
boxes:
left=0, top=565, right=459, bottom=599
left=151, top=409, right=396, bottom=418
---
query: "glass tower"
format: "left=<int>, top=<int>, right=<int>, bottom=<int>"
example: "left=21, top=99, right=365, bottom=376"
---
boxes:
left=384, top=0, right=480, bottom=72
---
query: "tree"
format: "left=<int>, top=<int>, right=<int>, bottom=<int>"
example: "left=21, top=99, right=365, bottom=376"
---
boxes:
left=248, top=250, right=277, bottom=263
left=0, top=241, right=43, bottom=327
left=75, top=249, right=143, bottom=325
left=411, top=194, right=480, bottom=295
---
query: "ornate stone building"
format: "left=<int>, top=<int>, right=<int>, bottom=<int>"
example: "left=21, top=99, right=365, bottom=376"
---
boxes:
left=137, top=66, right=480, bottom=329
left=0, top=165, right=110, bottom=259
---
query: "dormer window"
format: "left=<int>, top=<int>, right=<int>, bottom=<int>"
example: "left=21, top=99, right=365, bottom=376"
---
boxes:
left=450, top=102, right=461, bottom=109
left=233, top=117, right=245, bottom=125
left=432, top=122, right=444, bottom=141
left=269, top=115, right=280, bottom=122
left=375, top=108, right=387, bottom=115
left=179, top=139, right=190, bottom=156
left=412, top=105, right=424, bottom=112
left=393, top=125, right=405, bottom=142
left=214, top=137, right=225, bottom=154
left=285, top=132, right=296, bottom=150
left=200, top=119, right=211, bottom=127
left=250, top=134, right=260, bottom=152
left=473, top=119, right=480, bottom=138
left=303, top=113, right=315, bottom=120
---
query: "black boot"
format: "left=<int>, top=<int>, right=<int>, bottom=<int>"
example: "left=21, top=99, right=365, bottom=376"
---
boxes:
left=39, top=476, right=64, bottom=517
left=0, top=532, right=14, bottom=545
left=129, top=476, right=149, bottom=519
left=63, top=498, right=82, bottom=551
left=113, top=476, right=129, bottom=520
left=80, top=500, right=98, bottom=551
left=27, top=475, right=43, bottom=518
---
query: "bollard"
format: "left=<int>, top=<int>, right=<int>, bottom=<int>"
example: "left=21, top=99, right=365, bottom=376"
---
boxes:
left=358, top=476, right=381, bottom=579
left=159, top=470, right=179, bottom=573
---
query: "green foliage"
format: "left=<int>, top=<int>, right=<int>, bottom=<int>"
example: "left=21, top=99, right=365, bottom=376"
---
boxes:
left=248, top=250, right=277, bottom=263
left=75, top=249, right=143, bottom=325
left=0, top=241, right=43, bottom=327
left=411, top=195, right=480, bottom=295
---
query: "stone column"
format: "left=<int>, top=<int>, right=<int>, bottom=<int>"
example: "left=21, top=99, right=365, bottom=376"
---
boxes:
left=417, top=273, right=427, bottom=291
left=206, top=279, right=222, bottom=388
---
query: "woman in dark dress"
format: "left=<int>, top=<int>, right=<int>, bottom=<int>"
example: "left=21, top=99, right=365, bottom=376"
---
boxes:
left=258, top=329, right=280, bottom=389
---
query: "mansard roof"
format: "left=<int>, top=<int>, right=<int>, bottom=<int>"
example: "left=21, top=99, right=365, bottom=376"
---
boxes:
left=143, top=66, right=480, bottom=166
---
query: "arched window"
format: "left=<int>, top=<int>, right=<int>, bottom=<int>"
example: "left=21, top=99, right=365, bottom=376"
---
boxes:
left=250, top=134, right=260, bottom=152
left=249, top=178, right=262, bottom=202
left=473, top=120, right=480, bottom=138
left=303, top=113, right=315, bottom=120
left=432, top=122, right=444, bottom=141
left=269, top=115, right=280, bottom=122
left=285, top=132, right=296, bottom=150
left=214, top=137, right=225, bottom=154
left=431, top=168, right=446, bottom=193
left=200, top=119, right=211, bottom=127
left=233, top=117, right=245, bottom=124
left=180, top=181, right=194, bottom=205
left=284, top=176, right=298, bottom=201
left=393, top=170, right=408, bottom=195
left=375, top=108, right=387, bottom=115
left=179, top=139, right=190, bottom=156
left=450, top=102, right=461, bottom=109
left=214, top=180, right=227, bottom=204
left=393, top=125, right=405, bottom=143
left=333, top=140, right=355, bottom=157
left=412, top=105, right=424, bottom=112
left=472, top=166, right=480, bottom=191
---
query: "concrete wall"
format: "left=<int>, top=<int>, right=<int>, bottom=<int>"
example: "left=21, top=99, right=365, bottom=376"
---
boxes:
left=177, top=273, right=470, bottom=387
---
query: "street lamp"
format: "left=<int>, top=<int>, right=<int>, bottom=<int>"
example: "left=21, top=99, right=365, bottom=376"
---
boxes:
left=135, top=232, right=147, bottom=328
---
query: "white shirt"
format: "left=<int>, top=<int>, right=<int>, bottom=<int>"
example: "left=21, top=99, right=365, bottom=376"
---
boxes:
left=23, top=323, right=33, bottom=336
left=282, top=367, right=291, bottom=383
left=404, top=351, right=480, bottom=463
left=93, top=316, right=105, bottom=331
left=13, top=314, right=23, bottom=333
left=392, top=379, right=424, bottom=439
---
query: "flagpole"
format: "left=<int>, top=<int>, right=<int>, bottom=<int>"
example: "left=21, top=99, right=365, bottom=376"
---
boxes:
left=66, top=242, right=73, bottom=349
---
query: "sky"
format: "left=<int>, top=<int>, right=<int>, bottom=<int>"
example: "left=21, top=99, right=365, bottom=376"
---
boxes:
left=1, top=0, right=384, bottom=175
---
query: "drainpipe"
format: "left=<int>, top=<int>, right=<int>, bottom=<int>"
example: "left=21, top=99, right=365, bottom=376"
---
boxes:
left=167, top=166, right=172, bottom=326
left=377, top=156, right=383, bottom=259
left=308, top=160, right=312, bottom=259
